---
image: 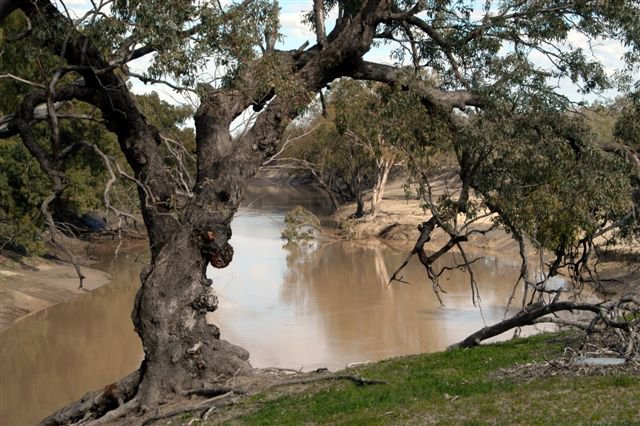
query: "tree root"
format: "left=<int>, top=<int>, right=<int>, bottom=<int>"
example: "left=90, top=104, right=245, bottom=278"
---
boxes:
left=80, top=397, right=140, bottom=426
left=39, top=370, right=141, bottom=426
left=141, top=372, right=385, bottom=425
left=41, top=364, right=387, bottom=426
left=141, top=392, right=237, bottom=426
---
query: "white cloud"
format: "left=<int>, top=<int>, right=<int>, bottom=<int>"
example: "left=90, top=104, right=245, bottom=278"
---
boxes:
left=277, top=5, right=340, bottom=49
left=279, top=11, right=314, bottom=42
left=565, top=30, right=626, bottom=73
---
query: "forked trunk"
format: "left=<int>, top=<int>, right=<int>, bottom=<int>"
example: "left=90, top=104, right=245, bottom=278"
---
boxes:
left=23, top=0, right=391, bottom=421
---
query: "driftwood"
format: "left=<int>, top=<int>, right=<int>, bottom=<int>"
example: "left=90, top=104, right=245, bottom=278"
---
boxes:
left=181, top=386, right=247, bottom=398
left=263, top=373, right=388, bottom=391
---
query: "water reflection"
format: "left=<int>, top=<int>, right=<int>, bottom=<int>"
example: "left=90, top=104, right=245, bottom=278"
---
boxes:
left=210, top=209, right=532, bottom=372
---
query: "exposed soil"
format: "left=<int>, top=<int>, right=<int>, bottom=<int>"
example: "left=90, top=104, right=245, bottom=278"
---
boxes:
left=0, top=243, right=111, bottom=332
left=0, top=235, right=149, bottom=332
left=333, top=173, right=521, bottom=257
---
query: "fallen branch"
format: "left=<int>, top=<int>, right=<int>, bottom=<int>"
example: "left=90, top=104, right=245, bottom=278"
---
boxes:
left=448, top=300, right=632, bottom=350
left=532, top=317, right=603, bottom=332
left=264, top=373, right=387, bottom=391
left=141, top=392, right=237, bottom=426
left=181, top=385, right=247, bottom=398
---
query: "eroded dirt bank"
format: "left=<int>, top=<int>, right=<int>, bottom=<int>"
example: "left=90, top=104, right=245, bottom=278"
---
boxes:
left=0, top=251, right=110, bottom=332
left=0, top=238, right=149, bottom=332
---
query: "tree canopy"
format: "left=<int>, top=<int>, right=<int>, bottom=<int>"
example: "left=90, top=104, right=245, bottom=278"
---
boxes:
left=1, top=0, right=640, bottom=423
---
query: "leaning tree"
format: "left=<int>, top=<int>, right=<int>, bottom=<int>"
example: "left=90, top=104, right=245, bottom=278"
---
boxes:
left=1, top=0, right=639, bottom=423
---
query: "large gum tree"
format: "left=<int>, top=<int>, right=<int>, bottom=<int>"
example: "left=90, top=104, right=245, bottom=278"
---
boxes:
left=1, top=0, right=639, bottom=423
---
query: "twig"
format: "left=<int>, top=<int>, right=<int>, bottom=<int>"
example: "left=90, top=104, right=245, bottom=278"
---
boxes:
left=181, top=386, right=246, bottom=398
left=141, top=392, right=236, bottom=426
left=263, top=374, right=387, bottom=391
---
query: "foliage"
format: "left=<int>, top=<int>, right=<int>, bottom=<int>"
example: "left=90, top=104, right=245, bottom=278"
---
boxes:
left=281, top=205, right=322, bottom=244
left=107, top=0, right=280, bottom=86
left=615, top=92, right=640, bottom=149
left=332, top=78, right=442, bottom=161
left=0, top=76, right=194, bottom=252
left=0, top=141, right=50, bottom=254
left=464, top=105, right=637, bottom=252
left=280, top=78, right=443, bottom=216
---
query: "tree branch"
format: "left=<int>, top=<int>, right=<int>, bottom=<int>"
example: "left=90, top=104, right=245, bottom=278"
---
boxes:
left=349, top=61, right=483, bottom=110
left=449, top=300, right=634, bottom=350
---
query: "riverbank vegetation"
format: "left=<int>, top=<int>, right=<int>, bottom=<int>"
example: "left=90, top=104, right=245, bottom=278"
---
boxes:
left=143, top=331, right=640, bottom=425
left=2, top=0, right=640, bottom=424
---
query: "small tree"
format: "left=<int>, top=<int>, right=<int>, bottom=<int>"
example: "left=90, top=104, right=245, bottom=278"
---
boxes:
left=332, top=79, right=402, bottom=217
left=276, top=78, right=435, bottom=218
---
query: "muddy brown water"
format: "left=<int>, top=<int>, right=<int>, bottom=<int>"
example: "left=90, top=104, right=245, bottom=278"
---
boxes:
left=0, top=186, right=538, bottom=425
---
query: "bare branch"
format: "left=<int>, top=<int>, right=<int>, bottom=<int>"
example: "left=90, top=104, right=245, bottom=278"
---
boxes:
left=349, top=61, right=483, bottom=110
left=125, top=70, right=197, bottom=94
left=0, top=73, right=45, bottom=88
left=81, top=141, right=140, bottom=226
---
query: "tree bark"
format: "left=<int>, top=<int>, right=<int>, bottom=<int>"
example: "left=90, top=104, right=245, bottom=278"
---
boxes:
left=131, top=228, right=251, bottom=407
left=448, top=301, right=606, bottom=350
left=370, top=157, right=392, bottom=217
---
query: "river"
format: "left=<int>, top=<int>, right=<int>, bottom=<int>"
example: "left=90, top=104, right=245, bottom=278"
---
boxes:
left=0, top=184, right=536, bottom=425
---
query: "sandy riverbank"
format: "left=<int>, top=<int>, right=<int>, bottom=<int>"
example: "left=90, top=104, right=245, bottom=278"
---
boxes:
left=332, top=174, right=520, bottom=255
left=0, top=234, right=152, bottom=332
left=0, top=251, right=111, bottom=332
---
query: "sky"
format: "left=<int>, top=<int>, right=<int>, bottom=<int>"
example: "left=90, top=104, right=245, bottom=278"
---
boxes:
left=60, top=0, right=636, bottom=109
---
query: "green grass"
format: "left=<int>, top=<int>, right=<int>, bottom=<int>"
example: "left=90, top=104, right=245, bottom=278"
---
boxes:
left=197, top=333, right=640, bottom=425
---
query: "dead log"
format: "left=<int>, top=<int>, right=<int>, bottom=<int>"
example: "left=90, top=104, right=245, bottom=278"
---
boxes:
left=447, top=301, right=625, bottom=350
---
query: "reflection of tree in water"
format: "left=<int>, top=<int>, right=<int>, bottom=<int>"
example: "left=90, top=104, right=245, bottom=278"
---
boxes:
left=280, top=240, right=524, bottom=361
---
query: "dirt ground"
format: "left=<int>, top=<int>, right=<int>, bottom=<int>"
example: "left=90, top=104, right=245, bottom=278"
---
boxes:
left=0, top=240, right=112, bottom=332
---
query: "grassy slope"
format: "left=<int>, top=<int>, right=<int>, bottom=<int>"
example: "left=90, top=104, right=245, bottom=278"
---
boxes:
left=206, top=333, right=639, bottom=425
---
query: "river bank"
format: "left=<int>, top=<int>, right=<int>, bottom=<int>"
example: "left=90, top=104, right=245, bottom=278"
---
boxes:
left=1, top=172, right=638, bottom=333
left=0, top=249, right=110, bottom=332
left=1, top=175, right=638, bottom=425
left=333, top=175, right=640, bottom=299
left=152, top=331, right=639, bottom=425
left=0, top=238, right=148, bottom=332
